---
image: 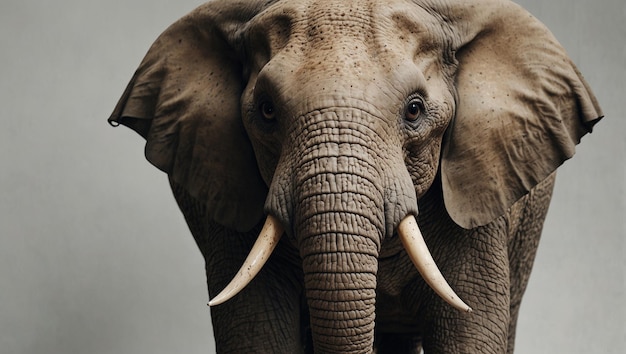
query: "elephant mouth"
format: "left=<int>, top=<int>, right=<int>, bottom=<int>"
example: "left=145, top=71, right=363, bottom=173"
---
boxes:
left=208, top=214, right=472, bottom=313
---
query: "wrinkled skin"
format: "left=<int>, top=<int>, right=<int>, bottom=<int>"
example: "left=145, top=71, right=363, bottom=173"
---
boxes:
left=109, top=0, right=602, bottom=353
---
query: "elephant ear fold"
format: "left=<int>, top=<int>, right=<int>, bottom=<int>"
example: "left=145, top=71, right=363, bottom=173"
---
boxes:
left=439, top=0, right=603, bottom=229
left=108, top=2, right=268, bottom=232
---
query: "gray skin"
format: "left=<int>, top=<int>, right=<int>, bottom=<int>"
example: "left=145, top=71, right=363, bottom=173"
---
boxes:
left=109, top=0, right=602, bottom=353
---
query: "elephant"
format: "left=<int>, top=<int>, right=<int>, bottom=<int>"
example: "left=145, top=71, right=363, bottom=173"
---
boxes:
left=108, top=0, right=603, bottom=352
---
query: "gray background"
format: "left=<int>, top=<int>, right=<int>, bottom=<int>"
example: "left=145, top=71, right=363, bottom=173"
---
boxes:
left=1, top=0, right=623, bottom=353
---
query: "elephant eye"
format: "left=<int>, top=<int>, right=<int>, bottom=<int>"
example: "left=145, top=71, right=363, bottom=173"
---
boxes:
left=260, top=101, right=276, bottom=121
left=404, top=98, right=424, bottom=122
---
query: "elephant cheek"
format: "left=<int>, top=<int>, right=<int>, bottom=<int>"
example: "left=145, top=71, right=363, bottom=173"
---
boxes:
left=405, top=142, right=442, bottom=199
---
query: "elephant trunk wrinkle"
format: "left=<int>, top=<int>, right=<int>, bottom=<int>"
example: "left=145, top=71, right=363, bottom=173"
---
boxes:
left=296, top=199, right=381, bottom=353
left=300, top=241, right=379, bottom=353
left=292, top=153, right=382, bottom=349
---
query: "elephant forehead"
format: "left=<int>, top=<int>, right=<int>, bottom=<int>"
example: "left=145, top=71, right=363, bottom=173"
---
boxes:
left=250, top=0, right=444, bottom=82
left=304, top=0, right=374, bottom=42
left=249, top=0, right=374, bottom=44
left=304, top=1, right=440, bottom=55
left=245, top=0, right=451, bottom=112
left=251, top=0, right=441, bottom=57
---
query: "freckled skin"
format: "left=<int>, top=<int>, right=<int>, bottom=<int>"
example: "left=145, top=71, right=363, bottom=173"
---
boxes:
left=110, top=0, right=601, bottom=352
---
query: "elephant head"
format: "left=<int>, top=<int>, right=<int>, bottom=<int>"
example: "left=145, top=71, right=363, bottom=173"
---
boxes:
left=109, top=0, right=601, bottom=352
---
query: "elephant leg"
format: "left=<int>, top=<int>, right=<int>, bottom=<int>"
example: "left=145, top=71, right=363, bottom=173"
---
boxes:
left=421, top=233, right=511, bottom=353
left=171, top=182, right=305, bottom=352
left=415, top=188, right=511, bottom=353
left=506, top=173, right=556, bottom=353
left=205, top=226, right=305, bottom=353
left=414, top=206, right=508, bottom=350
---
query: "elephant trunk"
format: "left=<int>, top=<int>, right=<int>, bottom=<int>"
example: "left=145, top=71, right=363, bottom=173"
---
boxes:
left=300, top=230, right=378, bottom=353
left=295, top=168, right=383, bottom=354
left=284, top=109, right=414, bottom=352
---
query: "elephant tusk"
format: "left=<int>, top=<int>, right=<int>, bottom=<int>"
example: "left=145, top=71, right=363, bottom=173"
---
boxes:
left=397, top=215, right=473, bottom=313
left=208, top=214, right=284, bottom=306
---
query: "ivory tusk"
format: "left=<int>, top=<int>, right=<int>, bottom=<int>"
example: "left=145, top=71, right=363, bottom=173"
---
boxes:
left=397, top=215, right=473, bottom=313
left=208, top=214, right=284, bottom=306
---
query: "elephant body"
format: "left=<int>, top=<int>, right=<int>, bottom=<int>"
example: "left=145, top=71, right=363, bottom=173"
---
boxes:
left=172, top=172, right=555, bottom=353
left=110, top=0, right=602, bottom=352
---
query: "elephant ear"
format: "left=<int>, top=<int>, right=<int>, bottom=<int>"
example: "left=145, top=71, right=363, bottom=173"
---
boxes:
left=108, top=1, right=271, bottom=232
left=435, top=0, right=603, bottom=229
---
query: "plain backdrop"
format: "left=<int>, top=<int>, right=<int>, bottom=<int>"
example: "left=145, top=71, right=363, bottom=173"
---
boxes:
left=1, top=0, right=623, bottom=353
